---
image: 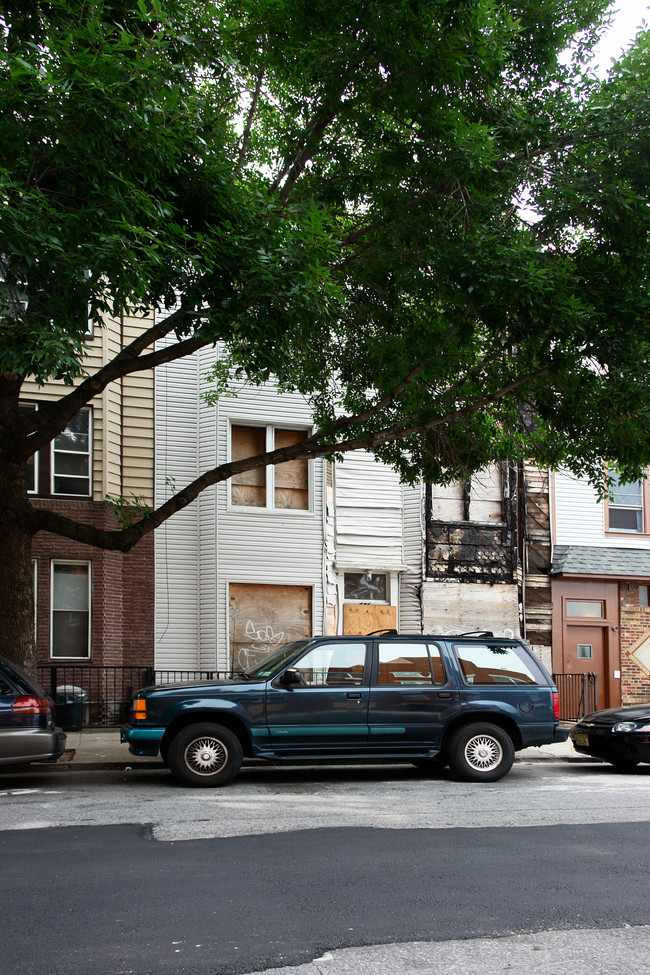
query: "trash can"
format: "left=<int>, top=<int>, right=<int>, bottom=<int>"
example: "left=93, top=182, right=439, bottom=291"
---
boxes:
left=55, top=685, right=87, bottom=731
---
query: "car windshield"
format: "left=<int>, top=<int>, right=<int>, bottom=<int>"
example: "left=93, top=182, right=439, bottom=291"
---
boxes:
left=244, top=641, right=310, bottom=679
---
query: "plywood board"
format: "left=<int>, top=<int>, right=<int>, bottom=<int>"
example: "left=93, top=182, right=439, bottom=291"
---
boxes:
left=343, top=603, right=397, bottom=635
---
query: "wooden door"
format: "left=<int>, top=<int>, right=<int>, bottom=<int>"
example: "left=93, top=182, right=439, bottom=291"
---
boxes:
left=552, top=579, right=621, bottom=709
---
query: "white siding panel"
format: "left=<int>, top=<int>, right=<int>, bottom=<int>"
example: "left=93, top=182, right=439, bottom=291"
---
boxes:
left=334, top=451, right=405, bottom=570
left=399, top=482, right=423, bottom=633
left=154, top=350, right=201, bottom=669
left=214, top=378, right=325, bottom=668
left=553, top=469, right=606, bottom=546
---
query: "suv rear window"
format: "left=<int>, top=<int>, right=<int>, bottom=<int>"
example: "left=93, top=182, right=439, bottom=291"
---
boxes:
left=454, top=643, right=540, bottom=685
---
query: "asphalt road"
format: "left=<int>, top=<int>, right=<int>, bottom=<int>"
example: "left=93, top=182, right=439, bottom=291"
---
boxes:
left=1, top=760, right=649, bottom=975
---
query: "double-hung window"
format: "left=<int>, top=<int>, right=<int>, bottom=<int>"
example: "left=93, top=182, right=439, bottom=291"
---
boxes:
left=230, top=424, right=310, bottom=510
left=52, top=409, right=92, bottom=496
left=20, top=403, right=92, bottom=497
left=18, top=402, right=38, bottom=493
left=51, top=561, right=91, bottom=659
left=608, top=471, right=644, bottom=533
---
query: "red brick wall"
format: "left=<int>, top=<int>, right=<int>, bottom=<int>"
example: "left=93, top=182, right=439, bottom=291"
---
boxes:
left=31, top=499, right=154, bottom=667
left=619, top=583, right=650, bottom=705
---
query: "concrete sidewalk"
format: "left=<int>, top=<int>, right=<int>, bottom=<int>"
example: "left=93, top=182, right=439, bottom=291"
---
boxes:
left=48, top=727, right=584, bottom=771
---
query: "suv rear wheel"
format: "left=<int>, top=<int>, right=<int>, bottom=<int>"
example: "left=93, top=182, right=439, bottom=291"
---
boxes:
left=167, top=722, right=243, bottom=787
left=448, top=722, right=514, bottom=782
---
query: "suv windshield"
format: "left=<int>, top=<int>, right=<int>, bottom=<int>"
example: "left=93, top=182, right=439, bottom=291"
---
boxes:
left=244, top=640, right=310, bottom=679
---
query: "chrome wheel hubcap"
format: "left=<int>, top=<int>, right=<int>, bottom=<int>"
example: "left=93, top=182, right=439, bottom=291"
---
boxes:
left=185, top=737, right=228, bottom=776
left=464, top=734, right=502, bottom=771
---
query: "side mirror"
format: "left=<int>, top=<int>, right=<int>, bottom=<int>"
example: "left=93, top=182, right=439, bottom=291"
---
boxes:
left=279, top=668, right=302, bottom=687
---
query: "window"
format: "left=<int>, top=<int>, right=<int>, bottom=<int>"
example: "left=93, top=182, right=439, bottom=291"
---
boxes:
left=291, top=642, right=367, bottom=686
left=52, top=409, right=91, bottom=496
left=455, top=643, right=539, bottom=685
left=608, top=471, right=644, bottom=532
left=20, top=403, right=92, bottom=497
left=566, top=600, right=603, bottom=618
left=230, top=425, right=309, bottom=510
left=51, top=562, right=91, bottom=659
left=19, top=402, right=38, bottom=492
left=344, top=572, right=388, bottom=602
left=378, top=642, right=446, bottom=685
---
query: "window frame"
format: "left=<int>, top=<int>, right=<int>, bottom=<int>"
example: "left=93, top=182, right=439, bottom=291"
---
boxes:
left=20, top=402, right=93, bottom=499
left=50, top=560, right=92, bottom=660
left=19, top=401, right=39, bottom=494
left=51, top=407, right=93, bottom=498
left=605, top=469, right=650, bottom=535
left=228, top=421, right=313, bottom=513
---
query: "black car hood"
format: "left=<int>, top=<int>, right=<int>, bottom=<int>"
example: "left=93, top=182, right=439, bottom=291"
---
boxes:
left=577, top=705, right=650, bottom=727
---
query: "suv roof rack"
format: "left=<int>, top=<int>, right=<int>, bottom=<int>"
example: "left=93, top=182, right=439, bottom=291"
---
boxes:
left=453, top=630, right=495, bottom=637
left=365, top=628, right=398, bottom=636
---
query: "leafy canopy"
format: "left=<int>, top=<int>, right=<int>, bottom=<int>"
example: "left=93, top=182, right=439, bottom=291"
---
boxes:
left=1, top=0, right=650, bottom=500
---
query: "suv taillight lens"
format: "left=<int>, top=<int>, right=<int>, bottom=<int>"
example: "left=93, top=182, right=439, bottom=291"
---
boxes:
left=12, top=695, right=52, bottom=714
left=552, top=691, right=560, bottom=719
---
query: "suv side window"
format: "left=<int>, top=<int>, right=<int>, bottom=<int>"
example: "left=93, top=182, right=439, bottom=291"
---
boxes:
left=455, top=643, right=538, bottom=685
left=292, top=643, right=367, bottom=687
left=378, top=642, right=446, bottom=686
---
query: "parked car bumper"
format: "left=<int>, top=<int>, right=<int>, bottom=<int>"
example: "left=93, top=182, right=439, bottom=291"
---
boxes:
left=0, top=727, right=67, bottom=767
left=121, top=724, right=164, bottom=757
left=553, top=722, right=572, bottom=743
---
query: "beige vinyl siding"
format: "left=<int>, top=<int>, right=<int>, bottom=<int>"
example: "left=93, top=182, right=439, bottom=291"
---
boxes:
left=22, top=315, right=154, bottom=505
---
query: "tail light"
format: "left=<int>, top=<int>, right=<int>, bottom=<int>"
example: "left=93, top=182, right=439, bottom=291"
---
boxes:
left=552, top=691, right=560, bottom=719
left=12, top=695, right=52, bottom=715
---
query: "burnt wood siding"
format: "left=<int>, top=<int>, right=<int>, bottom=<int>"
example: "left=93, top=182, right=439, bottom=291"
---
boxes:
left=521, top=464, right=552, bottom=650
left=425, top=465, right=517, bottom=585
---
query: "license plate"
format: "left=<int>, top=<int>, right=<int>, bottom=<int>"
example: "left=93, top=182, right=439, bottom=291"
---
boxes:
left=573, top=733, right=589, bottom=747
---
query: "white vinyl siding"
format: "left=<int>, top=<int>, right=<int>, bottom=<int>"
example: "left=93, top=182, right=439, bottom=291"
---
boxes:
left=155, top=344, right=325, bottom=671
left=333, top=451, right=404, bottom=570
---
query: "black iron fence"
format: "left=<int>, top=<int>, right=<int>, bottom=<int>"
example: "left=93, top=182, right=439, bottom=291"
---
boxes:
left=38, top=665, right=235, bottom=730
left=553, top=672, right=597, bottom=721
left=38, top=664, right=599, bottom=729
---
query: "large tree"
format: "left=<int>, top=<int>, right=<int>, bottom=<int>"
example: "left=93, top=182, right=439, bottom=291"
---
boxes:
left=1, top=0, right=649, bottom=670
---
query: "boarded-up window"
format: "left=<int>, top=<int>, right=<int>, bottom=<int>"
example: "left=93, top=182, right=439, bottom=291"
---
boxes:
left=274, top=428, right=308, bottom=509
left=229, top=582, right=312, bottom=670
left=231, top=426, right=266, bottom=507
left=230, top=425, right=309, bottom=510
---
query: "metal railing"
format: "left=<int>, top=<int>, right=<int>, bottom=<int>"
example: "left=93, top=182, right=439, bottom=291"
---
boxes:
left=38, top=663, right=600, bottom=729
left=37, top=665, right=235, bottom=729
left=553, top=672, right=597, bottom=721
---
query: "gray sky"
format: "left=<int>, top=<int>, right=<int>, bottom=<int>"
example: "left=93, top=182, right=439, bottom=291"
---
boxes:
left=592, top=0, right=648, bottom=74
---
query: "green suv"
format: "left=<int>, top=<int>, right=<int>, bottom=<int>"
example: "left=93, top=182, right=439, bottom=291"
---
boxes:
left=121, top=633, right=567, bottom=787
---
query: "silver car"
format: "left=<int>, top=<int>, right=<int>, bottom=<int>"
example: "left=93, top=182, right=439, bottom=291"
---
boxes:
left=0, top=656, right=66, bottom=767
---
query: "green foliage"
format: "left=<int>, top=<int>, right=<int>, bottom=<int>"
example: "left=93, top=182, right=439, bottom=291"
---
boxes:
left=103, top=493, right=152, bottom=528
left=2, top=0, right=650, bottom=488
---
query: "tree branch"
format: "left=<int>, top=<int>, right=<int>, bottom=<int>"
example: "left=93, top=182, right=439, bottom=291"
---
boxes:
left=31, top=364, right=549, bottom=552
left=20, top=304, right=211, bottom=457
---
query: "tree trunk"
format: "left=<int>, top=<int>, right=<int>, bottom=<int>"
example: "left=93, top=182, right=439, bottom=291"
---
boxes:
left=0, top=376, right=37, bottom=674
left=0, top=499, right=36, bottom=674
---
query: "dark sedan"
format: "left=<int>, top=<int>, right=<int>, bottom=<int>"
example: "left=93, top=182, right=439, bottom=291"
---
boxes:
left=570, top=704, right=650, bottom=769
left=0, top=656, right=66, bottom=767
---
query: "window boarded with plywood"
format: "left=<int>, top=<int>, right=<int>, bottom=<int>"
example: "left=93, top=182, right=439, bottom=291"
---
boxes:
left=229, top=582, right=312, bottom=670
left=274, top=428, right=308, bottom=509
left=230, top=425, right=308, bottom=509
left=343, top=603, right=397, bottom=635
left=231, top=425, right=266, bottom=507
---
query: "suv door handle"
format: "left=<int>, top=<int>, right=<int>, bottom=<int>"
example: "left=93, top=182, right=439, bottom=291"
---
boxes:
left=437, top=692, right=452, bottom=699
left=346, top=692, right=362, bottom=699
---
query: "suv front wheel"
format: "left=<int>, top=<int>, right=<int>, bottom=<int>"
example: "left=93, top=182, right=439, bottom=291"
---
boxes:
left=167, top=722, right=243, bottom=787
left=447, top=723, right=515, bottom=782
